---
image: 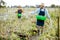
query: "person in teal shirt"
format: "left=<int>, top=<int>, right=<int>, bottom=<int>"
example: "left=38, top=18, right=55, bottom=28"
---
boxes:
left=30, top=3, right=51, bottom=35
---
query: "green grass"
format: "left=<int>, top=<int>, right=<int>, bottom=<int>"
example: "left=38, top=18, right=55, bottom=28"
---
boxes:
left=0, top=8, right=60, bottom=40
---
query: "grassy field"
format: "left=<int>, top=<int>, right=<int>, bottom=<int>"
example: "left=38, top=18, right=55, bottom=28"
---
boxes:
left=0, top=8, right=60, bottom=40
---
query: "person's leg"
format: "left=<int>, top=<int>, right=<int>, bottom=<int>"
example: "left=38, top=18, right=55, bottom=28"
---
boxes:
left=36, top=25, right=40, bottom=35
left=37, top=26, right=44, bottom=34
left=40, top=26, right=44, bottom=34
left=36, top=20, right=44, bottom=35
left=18, top=16, right=21, bottom=23
left=40, top=20, right=44, bottom=34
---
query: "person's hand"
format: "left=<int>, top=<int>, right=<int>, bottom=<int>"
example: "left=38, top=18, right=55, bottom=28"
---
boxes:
left=50, top=18, right=52, bottom=23
left=15, top=11, right=18, bottom=13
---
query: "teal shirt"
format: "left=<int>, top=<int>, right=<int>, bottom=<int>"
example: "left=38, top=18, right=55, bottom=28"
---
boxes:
left=31, top=8, right=50, bottom=19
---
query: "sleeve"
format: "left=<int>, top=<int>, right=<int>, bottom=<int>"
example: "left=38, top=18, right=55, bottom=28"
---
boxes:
left=31, top=8, right=40, bottom=14
left=45, top=9, right=50, bottom=19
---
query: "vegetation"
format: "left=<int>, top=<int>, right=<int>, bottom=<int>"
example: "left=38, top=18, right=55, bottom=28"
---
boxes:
left=0, top=8, right=60, bottom=40
left=0, top=0, right=6, bottom=8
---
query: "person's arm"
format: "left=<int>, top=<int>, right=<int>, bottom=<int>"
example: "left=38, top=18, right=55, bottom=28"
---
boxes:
left=21, top=9, right=24, bottom=13
left=45, top=9, right=52, bottom=24
left=45, top=9, right=50, bottom=19
left=15, top=10, right=18, bottom=13
left=31, top=8, right=40, bottom=15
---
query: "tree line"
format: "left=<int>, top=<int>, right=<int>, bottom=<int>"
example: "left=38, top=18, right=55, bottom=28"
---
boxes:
left=0, top=0, right=60, bottom=8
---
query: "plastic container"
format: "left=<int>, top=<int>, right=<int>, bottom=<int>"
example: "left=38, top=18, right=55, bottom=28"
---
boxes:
left=17, top=14, right=22, bottom=16
left=36, top=15, right=46, bottom=20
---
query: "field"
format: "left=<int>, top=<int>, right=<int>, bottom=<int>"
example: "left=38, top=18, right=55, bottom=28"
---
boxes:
left=0, top=8, right=60, bottom=40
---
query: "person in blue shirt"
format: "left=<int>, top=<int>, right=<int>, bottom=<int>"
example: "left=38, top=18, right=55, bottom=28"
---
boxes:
left=30, top=3, right=51, bottom=35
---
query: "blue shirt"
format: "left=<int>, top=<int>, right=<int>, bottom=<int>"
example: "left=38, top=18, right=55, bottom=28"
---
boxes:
left=31, top=8, right=50, bottom=19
